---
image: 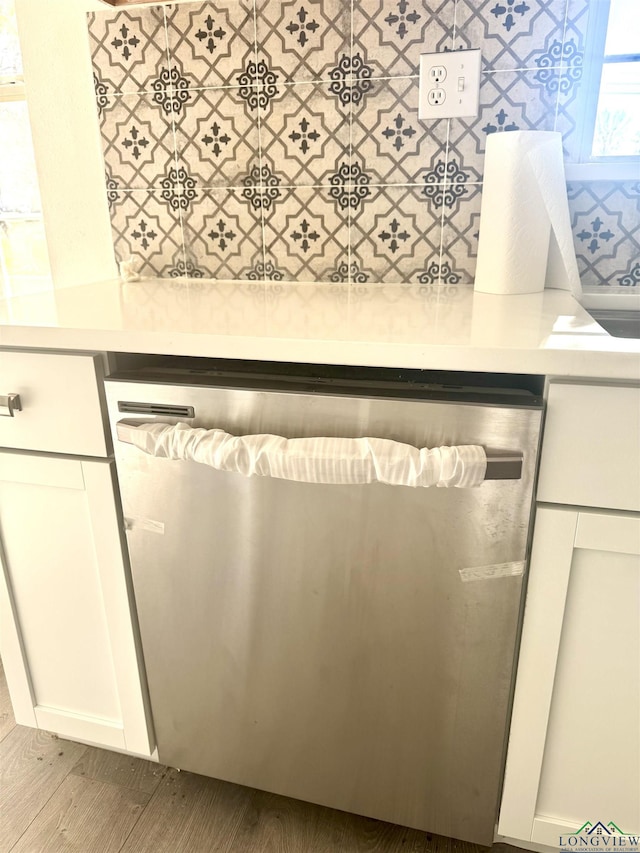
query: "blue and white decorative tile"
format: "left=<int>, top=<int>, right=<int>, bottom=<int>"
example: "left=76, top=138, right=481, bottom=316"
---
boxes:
left=554, top=85, right=582, bottom=163
left=99, top=95, right=177, bottom=189
left=240, top=159, right=285, bottom=213
left=446, top=70, right=558, bottom=181
left=350, top=77, right=448, bottom=184
left=263, top=187, right=350, bottom=280
left=534, top=0, right=586, bottom=158
left=172, top=88, right=259, bottom=187
left=352, top=1, right=454, bottom=78
left=164, top=1, right=257, bottom=89
left=531, top=33, right=583, bottom=104
left=93, top=70, right=114, bottom=119
left=326, top=159, right=373, bottom=213
left=563, top=0, right=590, bottom=56
left=567, top=182, right=640, bottom=287
left=235, top=60, right=282, bottom=117
left=166, top=250, right=210, bottom=279
left=87, top=7, right=168, bottom=94
left=415, top=260, right=465, bottom=285
left=110, top=191, right=185, bottom=277
left=144, top=66, right=196, bottom=118
left=420, top=157, right=466, bottom=214
left=254, top=0, right=351, bottom=83
left=439, top=183, right=483, bottom=284
left=553, top=50, right=589, bottom=163
left=158, top=164, right=200, bottom=215
left=326, top=53, right=376, bottom=112
left=454, top=0, right=567, bottom=71
left=244, top=258, right=294, bottom=281
left=258, top=83, right=350, bottom=186
left=105, top=166, right=121, bottom=212
left=616, top=260, right=640, bottom=287
left=349, top=187, right=443, bottom=284
left=326, top=261, right=374, bottom=284
left=182, top=188, right=264, bottom=279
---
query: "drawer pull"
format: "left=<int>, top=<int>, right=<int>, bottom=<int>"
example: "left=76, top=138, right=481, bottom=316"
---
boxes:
left=0, top=394, right=22, bottom=417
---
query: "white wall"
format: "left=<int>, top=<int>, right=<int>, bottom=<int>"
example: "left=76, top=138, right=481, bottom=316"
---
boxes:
left=15, top=0, right=117, bottom=288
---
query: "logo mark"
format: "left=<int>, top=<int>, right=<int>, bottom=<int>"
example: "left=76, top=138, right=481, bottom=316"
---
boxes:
left=559, top=821, right=639, bottom=852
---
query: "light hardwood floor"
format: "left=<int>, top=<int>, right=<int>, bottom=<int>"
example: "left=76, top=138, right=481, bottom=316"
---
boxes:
left=0, top=661, right=516, bottom=853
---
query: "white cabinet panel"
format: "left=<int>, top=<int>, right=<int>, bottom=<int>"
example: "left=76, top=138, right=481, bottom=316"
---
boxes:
left=499, top=508, right=640, bottom=843
left=537, top=383, right=640, bottom=512
left=0, top=452, right=152, bottom=754
left=498, top=506, right=576, bottom=841
left=536, top=545, right=639, bottom=829
left=0, top=456, right=121, bottom=720
left=0, top=350, right=109, bottom=456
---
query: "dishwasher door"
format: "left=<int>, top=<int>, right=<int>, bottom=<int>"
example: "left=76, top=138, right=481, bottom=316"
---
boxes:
left=106, top=372, right=542, bottom=845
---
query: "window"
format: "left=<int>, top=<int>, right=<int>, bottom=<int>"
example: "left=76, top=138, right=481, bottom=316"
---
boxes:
left=567, top=0, right=640, bottom=181
left=591, top=0, right=640, bottom=158
left=0, top=0, right=51, bottom=298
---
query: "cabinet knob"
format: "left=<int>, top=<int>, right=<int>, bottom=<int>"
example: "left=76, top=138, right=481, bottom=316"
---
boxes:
left=0, top=394, right=22, bottom=417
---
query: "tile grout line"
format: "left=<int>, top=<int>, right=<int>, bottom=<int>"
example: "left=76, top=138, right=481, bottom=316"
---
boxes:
left=439, top=0, right=459, bottom=286
left=112, top=181, right=478, bottom=194
left=249, top=0, right=269, bottom=283
left=553, top=0, right=573, bottom=132
left=438, top=119, right=451, bottom=285
left=347, top=0, right=355, bottom=288
left=101, top=65, right=570, bottom=102
left=160, top=5, right=188, bottom=277
left=452, top=0, right=458, bottom=46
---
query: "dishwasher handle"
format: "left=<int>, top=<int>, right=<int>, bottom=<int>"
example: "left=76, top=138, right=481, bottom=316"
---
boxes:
left=117, top=420, right=522, bottom=488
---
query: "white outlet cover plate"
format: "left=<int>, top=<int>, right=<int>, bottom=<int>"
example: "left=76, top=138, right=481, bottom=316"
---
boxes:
left=418, top=49, right=482, bottom=120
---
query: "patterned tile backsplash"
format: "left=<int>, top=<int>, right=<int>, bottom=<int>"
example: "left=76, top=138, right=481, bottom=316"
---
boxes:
left=88, top=0, right=640, bottom=288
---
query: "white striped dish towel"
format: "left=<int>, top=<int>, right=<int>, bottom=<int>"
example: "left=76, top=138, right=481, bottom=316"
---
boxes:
left=116, top=421, right=487, bottom=488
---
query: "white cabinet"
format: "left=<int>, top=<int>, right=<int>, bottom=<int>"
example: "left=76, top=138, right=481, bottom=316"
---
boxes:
left=0, top=350, right=110, bottom=456
left=0, top=349, right=152, bottom=755
left=499, top=381, right=640, bottom=845
left=537, top=382, right=640, bottom=512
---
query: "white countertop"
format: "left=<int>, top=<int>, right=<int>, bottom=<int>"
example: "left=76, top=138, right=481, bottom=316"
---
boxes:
left=1, top=278, right=639, bottom=380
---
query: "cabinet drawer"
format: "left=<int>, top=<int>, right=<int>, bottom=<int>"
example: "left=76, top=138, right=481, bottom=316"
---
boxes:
left=537, top=382, right=640, bottom=511
left=0, top=350, right=109, bottom=456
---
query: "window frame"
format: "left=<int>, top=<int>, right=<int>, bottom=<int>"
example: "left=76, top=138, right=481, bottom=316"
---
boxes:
left=565, top=0, right=640, bottom=181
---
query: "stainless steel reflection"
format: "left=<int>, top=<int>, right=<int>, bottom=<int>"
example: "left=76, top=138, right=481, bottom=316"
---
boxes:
left=106, top=369, right=542, bottom=846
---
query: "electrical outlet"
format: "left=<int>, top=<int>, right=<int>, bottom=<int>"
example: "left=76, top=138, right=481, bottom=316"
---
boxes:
left=428, top=88, right=446, bottom=106
left=418, top=49, right=482, bottom=120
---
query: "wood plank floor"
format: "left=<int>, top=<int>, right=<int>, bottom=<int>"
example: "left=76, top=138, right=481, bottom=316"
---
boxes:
left=0, top=661, right=521, bottom=853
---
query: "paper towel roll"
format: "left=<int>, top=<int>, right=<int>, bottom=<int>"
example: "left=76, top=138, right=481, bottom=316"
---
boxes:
left=474, top=131, right=582, bottom=299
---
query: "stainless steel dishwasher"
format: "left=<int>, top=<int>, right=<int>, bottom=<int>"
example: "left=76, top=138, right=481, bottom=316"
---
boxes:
left=105, top=361, right=543, bottom=845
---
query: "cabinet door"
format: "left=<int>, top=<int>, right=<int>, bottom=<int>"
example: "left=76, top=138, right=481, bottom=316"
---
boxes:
left=537, top=383, right=640, bottom=512
left=499, top=507, right=640, bottom=843
left=0, top=350, right=110, bottom=457
left=0, top=452, right=152, bottom=755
